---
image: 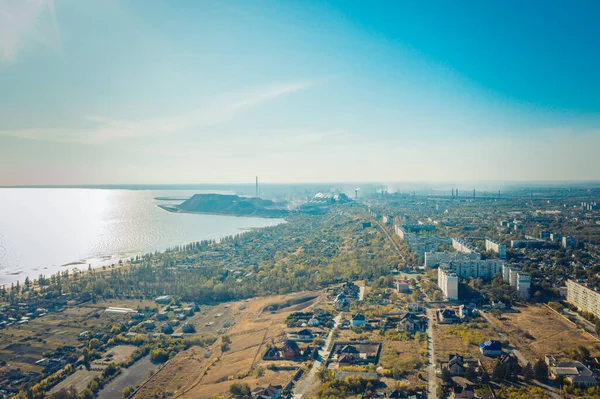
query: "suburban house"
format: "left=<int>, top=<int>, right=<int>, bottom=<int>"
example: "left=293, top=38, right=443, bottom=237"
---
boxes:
left=396, top=279, right=410, bottom=293
left=437, top=308, right=460, bottom=324
left=287, top=328, right=316, bottom=342
left=479, top=340, right=502, bottom=357
left=451, top=384, right=475, bottom=399
left=335, top=293, right=349, bottom=310
left=442, top=354, right=467, bottom=377
left=546, top=356, right=599, bottom=387
left=351, top=313, right=367, bottom=327
left=397, top=313, right=427, bottom=333
left=251, top=384, right=283, bottom=399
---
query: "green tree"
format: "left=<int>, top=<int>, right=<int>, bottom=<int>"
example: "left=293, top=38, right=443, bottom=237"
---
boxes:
left=229, top=382, right=251, bottom=398
left=122, top=386, right=134, bottom=398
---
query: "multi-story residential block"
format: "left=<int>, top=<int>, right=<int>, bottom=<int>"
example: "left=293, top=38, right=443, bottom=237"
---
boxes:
left=424, top=251, right=481, bottom=267
left=502, top=264, right=530, bottom=299
left=567, top=280, right=600, bottom=318
left=452, top=238, right=477, bottom=254
left=443, top=259, right=503, bottom=280
left=550, top=233, right=563, bottom=243
left=485, top=238, right=507, bottom=259
left=438, top=267, right=459, bottom=300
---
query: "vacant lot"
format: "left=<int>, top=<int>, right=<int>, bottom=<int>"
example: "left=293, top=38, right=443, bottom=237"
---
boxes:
left=148, top=291, right=326, bottom=399
left=486, top=304, right=600, bottom=362
left=433, top=320, right=499, bottom=370
left=51, top=367, right=102, bottom=394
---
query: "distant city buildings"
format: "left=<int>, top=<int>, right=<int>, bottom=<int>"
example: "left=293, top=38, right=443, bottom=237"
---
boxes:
left=566, top=280, right=600, bottom=318
left=394, top=224, right=450, bottom=259
left=485, top=238, right=507, bottom=259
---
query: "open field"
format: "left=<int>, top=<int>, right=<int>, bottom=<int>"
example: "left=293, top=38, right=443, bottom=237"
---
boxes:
left=97, top=356, right=160, bottom=399
left=486, top=304, right=600, bottom=362
left=132, top=291, right=324, bottom=399
left=50, top=345, right=139, bottom=394
left=51, top=367, right=102, bottom=394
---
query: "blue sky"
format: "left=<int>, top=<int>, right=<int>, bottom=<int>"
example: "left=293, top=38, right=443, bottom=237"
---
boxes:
left=0, top=0, right=598, bottom=185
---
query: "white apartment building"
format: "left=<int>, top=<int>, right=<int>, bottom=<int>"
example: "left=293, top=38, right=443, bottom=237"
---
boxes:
left=567, top=280, right=600, bottom=318
left=438, top=267, right=459, bottom=300
left=443, top=259, right=503, bottom=280
left=485, top=238, right=507, bottom=259
left=424, top=251, right=481, bottom=268
left=502, top=264, right=531, bottom=299
left=452, top=238, right=477, bottom=254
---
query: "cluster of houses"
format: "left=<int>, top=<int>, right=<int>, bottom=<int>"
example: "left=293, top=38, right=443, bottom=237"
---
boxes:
left=0, top=303, right=50, bottom=329
left=285, top=308, right=333, bottom=329
left=122, top=299, right=199, bottom=339
left=340, top=311, right=427, bottom=334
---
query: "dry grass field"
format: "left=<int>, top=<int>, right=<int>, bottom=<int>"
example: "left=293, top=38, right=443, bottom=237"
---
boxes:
left=433, top=320, right=499, bottom=370
left=132, top=291, right=325, bottom=399
left=486, top=304, right=600, bottom=362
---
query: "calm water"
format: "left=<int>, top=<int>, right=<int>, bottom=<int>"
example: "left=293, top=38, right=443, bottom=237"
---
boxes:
left=0, top=189, right=283, bottom=285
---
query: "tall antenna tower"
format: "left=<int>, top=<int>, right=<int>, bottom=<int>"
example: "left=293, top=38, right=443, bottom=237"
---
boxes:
left=255, top=176, right=259, bottom=197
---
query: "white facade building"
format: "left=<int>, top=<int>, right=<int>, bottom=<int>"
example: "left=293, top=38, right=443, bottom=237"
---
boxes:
left=438, top=267, right=459, bottom=301
left=424, top=251, right=481, bottom=268
left=567, top=280, right=600, bottom=318
left=485, top=238, right=507, bottom=259
left=452, top=238, right=477, bottom=254
left=502, top=264, right=530, bottom=299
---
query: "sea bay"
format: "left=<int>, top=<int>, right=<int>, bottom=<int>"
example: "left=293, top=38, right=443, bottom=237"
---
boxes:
left=0, top=188, right=284, bottom=285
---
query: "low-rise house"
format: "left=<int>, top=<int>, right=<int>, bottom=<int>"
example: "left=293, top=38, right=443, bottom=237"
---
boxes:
left=479, top=340, right=502, bottom=357
left=251, top=383, right=282, bottom=399
left=351, top=313, right=367, bottom=327
left=452, top=384, right=475, bottom=399
left=546, top=356, right=599, bottom=387
left=437, top=309, right=460, bottom=324
left=397, top=313, right=427, bottom=333
left=396, top=279, right=410, bottom=293
left=445, top=354, right=466, bottom=377
left=287, top=328, right=315, bottom=342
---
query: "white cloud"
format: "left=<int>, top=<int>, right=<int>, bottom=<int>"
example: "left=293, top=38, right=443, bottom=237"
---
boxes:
left=0, top=0, right=59, bottom=63
left=0, top=81, right=315, bottom=143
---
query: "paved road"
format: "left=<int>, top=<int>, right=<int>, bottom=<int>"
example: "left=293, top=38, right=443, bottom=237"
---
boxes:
left=374, top=220, right=406, bottom=263
left=292, top=314, right=342, bottom=399
left=426, top=309, right=437, bottom=399
left=359, top=285, right=366, bottom=301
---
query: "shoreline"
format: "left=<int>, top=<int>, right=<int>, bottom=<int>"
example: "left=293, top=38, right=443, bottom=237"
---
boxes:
left=157, top=204, right=289, bottom=219
left=0, top=218, right=285, bottom=287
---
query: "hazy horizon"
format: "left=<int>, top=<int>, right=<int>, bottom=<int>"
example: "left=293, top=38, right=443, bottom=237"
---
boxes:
left=1, top=1, right=599, bottom=185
